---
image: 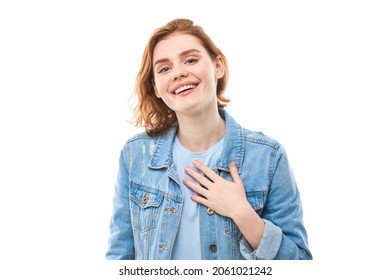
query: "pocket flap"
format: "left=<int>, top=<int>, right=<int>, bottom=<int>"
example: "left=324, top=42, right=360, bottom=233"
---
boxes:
left=129, top=187, right=163, bottom=209
left=246, top=191, right=265, bottom=211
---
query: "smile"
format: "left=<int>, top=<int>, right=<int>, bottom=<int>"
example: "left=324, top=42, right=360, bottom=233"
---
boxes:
left=174, top=84, right=197, bottom=95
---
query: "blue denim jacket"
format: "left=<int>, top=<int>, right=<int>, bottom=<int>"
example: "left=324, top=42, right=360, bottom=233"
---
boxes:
left=106, top=109, right=312, bottom=260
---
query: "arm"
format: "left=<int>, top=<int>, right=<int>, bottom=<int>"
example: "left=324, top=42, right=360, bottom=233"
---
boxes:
left=106, top=149, right=135, bottom=260
left=252, top=146, right=312, bottom=260
left=183, top=148, right=312, bottom=260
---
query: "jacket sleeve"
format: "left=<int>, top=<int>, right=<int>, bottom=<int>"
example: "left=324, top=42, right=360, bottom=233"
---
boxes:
left=240, top=145, right=312, bottom=260
left=106, top=148, right=135, bottom=260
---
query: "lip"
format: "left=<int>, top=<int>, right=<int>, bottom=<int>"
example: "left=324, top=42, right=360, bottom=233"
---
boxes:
left=171, top=81, right=199, bottom=95
left=176, top=87, right=196, bottom=97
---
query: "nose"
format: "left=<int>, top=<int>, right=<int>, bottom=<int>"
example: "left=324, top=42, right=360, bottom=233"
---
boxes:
left=171, top=67, right=188, bottom=81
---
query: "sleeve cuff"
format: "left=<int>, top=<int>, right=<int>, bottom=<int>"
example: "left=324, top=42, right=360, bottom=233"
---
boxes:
left=239, top=219, right=283, bottom=260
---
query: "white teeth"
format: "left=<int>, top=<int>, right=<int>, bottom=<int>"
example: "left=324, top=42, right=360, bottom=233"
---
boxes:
left=174, top=84, right=197, bottom=95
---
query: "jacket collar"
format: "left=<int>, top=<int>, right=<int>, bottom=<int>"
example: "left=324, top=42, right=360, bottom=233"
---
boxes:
left=148, top=109, right=244, bottom=174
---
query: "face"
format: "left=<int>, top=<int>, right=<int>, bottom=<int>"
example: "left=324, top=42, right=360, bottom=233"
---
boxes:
left=152, top=32, right=224, bottom=116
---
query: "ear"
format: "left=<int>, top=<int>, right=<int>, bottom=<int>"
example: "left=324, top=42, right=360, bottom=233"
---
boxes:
left=214, top=55, right=225, bottom=80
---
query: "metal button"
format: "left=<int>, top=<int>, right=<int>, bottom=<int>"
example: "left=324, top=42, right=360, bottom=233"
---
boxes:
left=141, top=194, right=149, bottom=204
left=209, top=244, right=217, bottom=252
left=159, top=244, right=169, bottom=250
left=207, top=208, right=215, bottom=215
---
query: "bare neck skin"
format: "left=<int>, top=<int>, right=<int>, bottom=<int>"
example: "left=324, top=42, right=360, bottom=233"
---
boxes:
left=176, top=107, right=226, bottom=153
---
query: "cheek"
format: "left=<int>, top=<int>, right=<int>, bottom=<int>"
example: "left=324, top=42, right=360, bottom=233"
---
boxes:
left=204, top=73, right=218, bottom=89
left=154, top=78, right=168, bottom=93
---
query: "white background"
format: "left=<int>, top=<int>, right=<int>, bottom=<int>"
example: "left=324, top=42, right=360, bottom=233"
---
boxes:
left=1, top=0, right=389, bottom=279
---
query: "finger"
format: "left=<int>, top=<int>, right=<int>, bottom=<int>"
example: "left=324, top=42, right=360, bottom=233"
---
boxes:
left=182, top=178, right=208, bottom=197
left=229, top=162, right=243, bottom=185
left=185, top=167, right=213, bottom=188
left=190, top=193, right=210, bottom=208
left=192, top=160, right=220, bottom=182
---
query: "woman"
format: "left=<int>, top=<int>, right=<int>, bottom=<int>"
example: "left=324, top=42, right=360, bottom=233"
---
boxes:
left=106, top=18, right=312, bottom=260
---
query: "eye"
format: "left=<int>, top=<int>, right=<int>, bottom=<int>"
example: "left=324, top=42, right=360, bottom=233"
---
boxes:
left=186, top=58, right=198, bottom=64
left=157, top=66, right=171, bottom=74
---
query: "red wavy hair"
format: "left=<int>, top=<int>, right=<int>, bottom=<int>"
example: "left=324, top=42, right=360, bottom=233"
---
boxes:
left=132, top=18, right=229, bottom=137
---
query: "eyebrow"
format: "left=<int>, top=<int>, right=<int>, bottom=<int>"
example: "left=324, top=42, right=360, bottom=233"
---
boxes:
left=153, top=49, right=201, bottom=68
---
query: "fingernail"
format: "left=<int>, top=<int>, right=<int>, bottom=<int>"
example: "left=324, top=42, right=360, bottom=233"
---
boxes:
left=193, top=160, right=200, bottom=166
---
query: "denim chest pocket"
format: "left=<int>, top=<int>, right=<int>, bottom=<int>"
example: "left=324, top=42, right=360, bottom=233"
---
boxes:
left=224, top=191, right=266, bottom=238
left=129, top=186, right=164, bottom=233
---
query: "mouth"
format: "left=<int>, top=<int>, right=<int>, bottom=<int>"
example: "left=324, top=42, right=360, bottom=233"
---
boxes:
left=174, top=84, right=198, bottom=95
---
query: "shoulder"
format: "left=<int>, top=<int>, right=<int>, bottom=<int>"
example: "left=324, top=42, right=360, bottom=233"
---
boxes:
left=120, top=131, right=158, bottom=153
left=126, top=131, right=155, bottom=144
left=222, top=108, right=283, bottom=154
left=240, top=127, right=290, bottom=171
left=242, top=127, right=281, bottom=151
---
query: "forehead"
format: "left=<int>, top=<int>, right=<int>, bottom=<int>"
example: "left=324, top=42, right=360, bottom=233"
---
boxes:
left=153, top=33, right=207, bottom=62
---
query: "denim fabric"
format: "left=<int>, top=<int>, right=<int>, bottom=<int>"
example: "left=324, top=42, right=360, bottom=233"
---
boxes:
left=106, top=109, right=312, bottom=260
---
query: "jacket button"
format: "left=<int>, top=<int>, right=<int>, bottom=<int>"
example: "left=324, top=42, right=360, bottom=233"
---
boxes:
left=209, top=244, right=217, bottom=252
left=207, top=208, right=214, bottom=215
left=141, top=194, right=149, bottom=204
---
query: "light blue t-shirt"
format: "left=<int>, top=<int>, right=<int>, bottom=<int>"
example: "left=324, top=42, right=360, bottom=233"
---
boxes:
left=171, top=136, right=224, bottom=260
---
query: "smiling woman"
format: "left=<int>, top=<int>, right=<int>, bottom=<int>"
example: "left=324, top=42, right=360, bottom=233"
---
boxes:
left=152, top=33, right=225, bottom=131
left=133, top=19, right=230, bottom=138
left=106, top=18, right=312, bottom=260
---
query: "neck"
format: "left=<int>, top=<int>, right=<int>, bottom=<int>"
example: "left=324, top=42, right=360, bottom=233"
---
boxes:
left=176, top=108, right=225, bottom=153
